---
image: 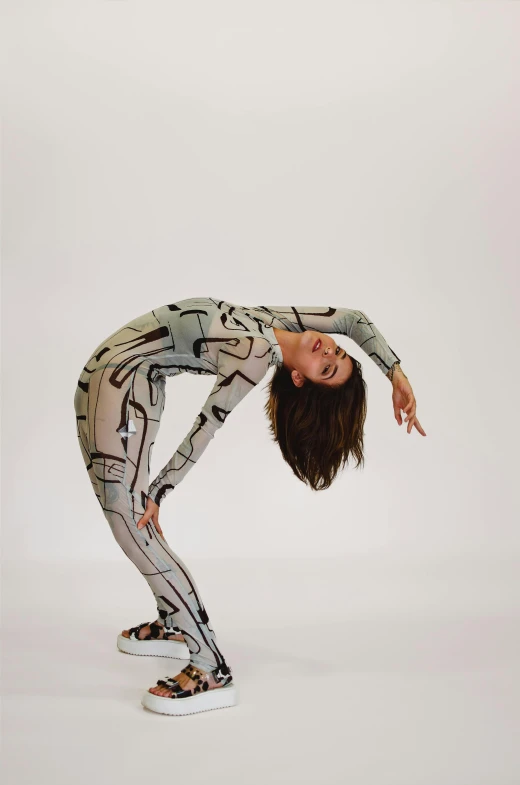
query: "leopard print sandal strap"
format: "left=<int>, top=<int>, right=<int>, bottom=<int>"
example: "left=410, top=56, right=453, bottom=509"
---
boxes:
left=155, top=662, right=234, bottom=696
left=181, top=662, right=234, bottom=686
left=162, top=624, right=183, bottom=639
left=212, top=662, right=233, bottom=685
left=128, top=621, right=154, bottom=640
left=156, top=677, right=180, bottom=689
left=128, top=621, right=183, bottom=641
left=143, top=662, right=238, bottom=713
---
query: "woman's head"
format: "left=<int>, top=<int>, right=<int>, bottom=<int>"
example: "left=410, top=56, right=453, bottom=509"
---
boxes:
left=264, top=330, right=367, bottom=491
left=275, top=328, right=354, bottom=387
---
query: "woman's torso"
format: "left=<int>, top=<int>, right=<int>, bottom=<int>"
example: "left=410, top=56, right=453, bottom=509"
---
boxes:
left=83, top=297, right=290, bottom=380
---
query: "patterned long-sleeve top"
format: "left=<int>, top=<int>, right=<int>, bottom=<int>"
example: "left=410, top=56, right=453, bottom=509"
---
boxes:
left=144, top=298, right=401, bottom=505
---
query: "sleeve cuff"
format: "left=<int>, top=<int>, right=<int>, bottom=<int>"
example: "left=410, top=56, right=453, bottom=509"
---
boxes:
left=147, top=483, right=174, bottom=507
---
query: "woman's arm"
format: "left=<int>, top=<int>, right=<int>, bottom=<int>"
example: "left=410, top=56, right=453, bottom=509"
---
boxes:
left=261, top=304, right=402, bottom=377
left=147, top=335, right=274, bottom=506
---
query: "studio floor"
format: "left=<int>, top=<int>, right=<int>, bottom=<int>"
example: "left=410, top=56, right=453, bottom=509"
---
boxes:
left=2, top=554, right=519, bottom=785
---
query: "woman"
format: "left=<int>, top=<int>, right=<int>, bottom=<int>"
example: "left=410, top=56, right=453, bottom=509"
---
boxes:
left=73, top=297, right=425, bottom=717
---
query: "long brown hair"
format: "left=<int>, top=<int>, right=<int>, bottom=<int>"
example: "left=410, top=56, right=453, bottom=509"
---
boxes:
left=263, top=355, right=367, bottom=491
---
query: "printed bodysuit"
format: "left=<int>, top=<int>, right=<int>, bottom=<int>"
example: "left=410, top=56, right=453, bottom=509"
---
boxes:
left=74, top=297, right=401, bottom=671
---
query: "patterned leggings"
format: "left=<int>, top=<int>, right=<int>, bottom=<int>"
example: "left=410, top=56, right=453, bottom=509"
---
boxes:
left=73, top=356, right=228, bottom=673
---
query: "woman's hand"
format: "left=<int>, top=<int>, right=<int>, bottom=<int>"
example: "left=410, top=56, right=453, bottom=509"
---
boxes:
left=137, top=496, right=164, bottom=536
left=391, top=367, right=427, bottom=436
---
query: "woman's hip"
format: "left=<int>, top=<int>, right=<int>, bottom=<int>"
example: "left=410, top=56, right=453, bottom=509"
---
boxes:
left=74, top=361, right=166, bottom=507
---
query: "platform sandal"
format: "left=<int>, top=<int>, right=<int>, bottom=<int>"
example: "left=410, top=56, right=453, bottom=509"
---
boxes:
left=117, top=620, right=190, bottom=659
left=141, top=662, right=237, bottom=716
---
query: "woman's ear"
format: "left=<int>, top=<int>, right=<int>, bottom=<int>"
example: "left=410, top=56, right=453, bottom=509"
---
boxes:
left=291, top=370, right=306, bottom=388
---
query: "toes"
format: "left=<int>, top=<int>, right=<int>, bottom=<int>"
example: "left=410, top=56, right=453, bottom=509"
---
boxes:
left=150, top=686, right=172, bottom=697
left=121, top=629, right=130, bottom=638
left=149, top=683, right=174, bottom=697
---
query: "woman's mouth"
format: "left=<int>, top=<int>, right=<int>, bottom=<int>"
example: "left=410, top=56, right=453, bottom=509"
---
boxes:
left=312, top=338, right=321, bottom=352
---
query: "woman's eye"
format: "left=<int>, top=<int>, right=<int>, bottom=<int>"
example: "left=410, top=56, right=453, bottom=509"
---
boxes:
left=323, top=347, right=340, bottom=374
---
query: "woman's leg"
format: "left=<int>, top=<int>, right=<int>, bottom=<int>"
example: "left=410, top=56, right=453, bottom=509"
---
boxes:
left=74, top=362, right=229, bottom=673
left=100, top=481, right=225, bottom=671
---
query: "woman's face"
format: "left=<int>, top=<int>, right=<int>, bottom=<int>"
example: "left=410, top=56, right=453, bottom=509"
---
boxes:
left=292, top=330, right=354, bottom=387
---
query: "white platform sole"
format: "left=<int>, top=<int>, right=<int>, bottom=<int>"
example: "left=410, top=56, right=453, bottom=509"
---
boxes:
left=141, top=682, right=238, bottom=716
left=117, top=633, right=190, bottom=659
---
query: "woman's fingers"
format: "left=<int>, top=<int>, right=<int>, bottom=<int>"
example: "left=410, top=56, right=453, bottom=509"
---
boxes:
left=137, top=512, right=165, bottom=537
left=137, top=512, right=151, bottom=530
left=153, top=514, right=164, bottom=538
left=406, top=415, right=426, bottom=436
left=404, top=398, right=414, bottom=413
left=414, top=417, right=427, bottom=436
left=137, top=497, right=164, bottom=534
left=392, top=381, right=426, bottom=435
left=404, top=405, right=416, bottom=422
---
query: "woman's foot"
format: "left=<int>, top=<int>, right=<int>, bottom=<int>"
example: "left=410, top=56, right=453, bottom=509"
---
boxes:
left=149, top=664, right=226, bottom=698
left=142, top=662, right=236, bottom=715
left=121, top=619, right=185, bottom=644
left=117, top=619, right=190, bottom=660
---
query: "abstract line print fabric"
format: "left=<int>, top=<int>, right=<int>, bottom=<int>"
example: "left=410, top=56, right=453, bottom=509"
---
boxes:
left=73, top=297, right=400, bottom=669
left=143, top=299, right=401, bottom=507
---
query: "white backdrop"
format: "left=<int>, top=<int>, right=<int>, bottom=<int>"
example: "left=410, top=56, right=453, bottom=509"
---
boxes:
left=2, top=2, right=518, bottom=563
left=3, top=4, right=520, bottom=785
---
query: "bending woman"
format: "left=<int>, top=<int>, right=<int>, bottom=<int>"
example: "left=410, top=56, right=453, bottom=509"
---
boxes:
left=73, top=297, right=425, bottom=717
